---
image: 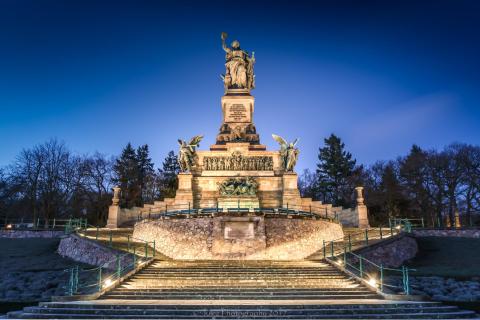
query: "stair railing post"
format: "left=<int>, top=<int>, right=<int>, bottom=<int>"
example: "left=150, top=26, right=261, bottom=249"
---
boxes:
left=116, top=254, right=121, bottom=279
left=52, top=218, right=56, bottom=229
left=405, top=266, right=410, bottom=295
left=421, top=217, right=425, bottom=228
left=330, top=241, right=334, bottom=258
left=309, top=205, right=312, bottom=214
left=379, top=226, right=383, bottom=239
left=98, top=267, right=102, bottom=292
left=343, top=246, right=347, bottom=267
left=109, top=230, right=113, bottom=247
left=359, top=255, right=363, bottom=278
left=322, top=240, right=326, bottom=259
left=144, top=242, right=148, bottom=258
left=68, top=268, right=74, bottom=296
left=380, top=264, right=384, bottom=292
left=348, top=234, right=352, bottom=252
left=96, top=226, right=99, bottom=240
left=402, top=266, right=406, bottom=293
left=127, top=235, right=130, bottom=252
left=153, top=240, right=156, bottom=257
left=364, top=229, right=369, bottom=246
left=133, top=247, right=137, bottom=266
left=74, top=265, right=79, bottom=294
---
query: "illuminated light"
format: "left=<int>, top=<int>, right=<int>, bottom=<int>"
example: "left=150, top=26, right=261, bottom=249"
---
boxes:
left=336, top=260, right=343, bottom=266
left=6, top=224, right=13, bottom=229
left=104, top=279, right=113, bottom=287
left=395, top=225, right=401, bottom=230
left=368, top=278, right=377, bottom=287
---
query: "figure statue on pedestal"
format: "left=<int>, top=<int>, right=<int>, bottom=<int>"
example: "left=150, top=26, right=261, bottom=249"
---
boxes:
left=221, top=32, right=255, bottom=91
left=272, top=134, right=300, bottom=172
left=178, top=135, right=203, bottom=172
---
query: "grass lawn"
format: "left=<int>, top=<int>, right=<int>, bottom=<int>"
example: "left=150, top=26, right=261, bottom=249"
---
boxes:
left=408, top=236, right=480, bottom=279
left=0, top=238, right=88, bottom=315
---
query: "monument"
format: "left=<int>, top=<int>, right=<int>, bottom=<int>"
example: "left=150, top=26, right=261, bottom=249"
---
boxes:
left=173, top=32, right=302, bottom=211
left=107, top=33, right=369, bottom=258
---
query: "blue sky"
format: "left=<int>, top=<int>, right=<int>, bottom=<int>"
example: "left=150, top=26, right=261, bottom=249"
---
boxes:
left=1, top=0, right=479, bottom=171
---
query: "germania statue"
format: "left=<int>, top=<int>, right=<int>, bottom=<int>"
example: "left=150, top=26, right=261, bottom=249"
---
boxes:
left=272, top=134, right=300, bottom=172
left=177, top=135, right=203, bottom=172
left=221, top=32, right=255, bottom=91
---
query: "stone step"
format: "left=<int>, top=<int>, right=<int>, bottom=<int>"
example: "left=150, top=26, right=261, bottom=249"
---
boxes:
left=129, top=272, right=347, bottom=280
left=110, top=288, right=370, bottom=293
left=12, top=303, right=477, bottom=319
left=101, top=294, right=381, bottom=300
left=138, top=270, right=342, bottom=274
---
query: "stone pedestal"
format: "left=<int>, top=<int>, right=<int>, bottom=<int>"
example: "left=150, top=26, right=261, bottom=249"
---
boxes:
left=217, top=196, right=260, bottom=210
left=355, top=187, right=369, bottom=228
left=357, top=205, right=369, bottom=228
left=106, top=205, right=120, bottom=229
left=174, top=173, right=194, bottom=207
left=282, top=172, right=301, bottom=208
left=213, top=94, right=264, bottom=148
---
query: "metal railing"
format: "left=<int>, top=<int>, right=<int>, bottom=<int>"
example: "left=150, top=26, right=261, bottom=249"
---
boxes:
left=1, top=217, right=77, bottom=231
left=328, top=247, right=411, bottom=295
left=64, top=222, right=155, bottom=296
left=64, top=247, right=152, bottom=296
left=134, top=202, right=340, bottom=224
left=322, top=226, right=399, bottom=258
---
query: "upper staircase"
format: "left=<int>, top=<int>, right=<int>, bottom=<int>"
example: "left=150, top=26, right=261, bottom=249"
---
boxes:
left=9, top=259, right=478, bottom=319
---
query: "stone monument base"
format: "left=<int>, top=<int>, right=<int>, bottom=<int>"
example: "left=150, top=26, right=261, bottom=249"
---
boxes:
left=217, top=196, right=260, bottom=210
left=132, top=216, right=344, bottom=260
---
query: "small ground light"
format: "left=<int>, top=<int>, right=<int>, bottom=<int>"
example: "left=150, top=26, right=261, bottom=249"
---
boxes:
left=395, top=225, right=401, bottom=230
left=368, top=278, right=377, bottom=287
left=6, top=224, right=12, bottom=229
left=104, top=279, right=113, bottom=287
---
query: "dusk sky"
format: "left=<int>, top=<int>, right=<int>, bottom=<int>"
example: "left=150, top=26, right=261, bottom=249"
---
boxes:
left=1, top=0, right=479, bottom=172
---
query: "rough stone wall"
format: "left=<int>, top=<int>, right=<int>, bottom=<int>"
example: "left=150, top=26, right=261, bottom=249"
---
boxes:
left=57, top=234, right=130, bottom=270
left=413, top=229, right=480, bottom=238
left=263, top=218, right=344, bottom=260
left=354, top=234, right=418, bottom=268
left=134, top=218, right=213, bottom=260
left=0, top=230, right=64, bottom=238
left=133, top=217, right=343, bottom=260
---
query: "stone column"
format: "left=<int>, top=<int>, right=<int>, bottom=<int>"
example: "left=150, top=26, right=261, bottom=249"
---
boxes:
left=106, top=186, right=121, bottom=229
left=355, top=186, right=369, bottom=228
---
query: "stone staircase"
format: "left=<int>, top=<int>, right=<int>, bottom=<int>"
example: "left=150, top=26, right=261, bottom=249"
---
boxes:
left=9, top=260, right=478, bottom=319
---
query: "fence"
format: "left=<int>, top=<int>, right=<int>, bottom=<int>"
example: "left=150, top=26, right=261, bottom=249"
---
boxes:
left=132, top=203, right=340, bottom=225
left=322, top=225, right=411, bottom=294
left=64, top=222, right=155, bottom=296
left=0, top=216, right=76, bottom=231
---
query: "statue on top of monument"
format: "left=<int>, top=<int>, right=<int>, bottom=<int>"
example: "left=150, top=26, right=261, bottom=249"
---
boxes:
left=178, top=135, right=204, bottom=172
left=221, top=32, right=255, bottom=92
left=272, top=134, right=300, bottom=172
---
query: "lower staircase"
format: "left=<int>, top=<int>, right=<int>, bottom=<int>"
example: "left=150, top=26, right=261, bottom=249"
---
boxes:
left=9, top=260, right=478, bottom=319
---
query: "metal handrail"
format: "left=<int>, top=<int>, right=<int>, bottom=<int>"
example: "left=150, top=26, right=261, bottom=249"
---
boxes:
left=327, top=245, right=412, bottom=295
left=63, top=221, right=156, bottom=296
left=135, top=204, right=341, bottom=225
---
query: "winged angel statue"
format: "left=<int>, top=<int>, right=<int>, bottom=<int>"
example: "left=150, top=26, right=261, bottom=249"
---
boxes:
left=178, top=135, right=203, bottom=172
left=272, top=134, right=300, bottom=172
